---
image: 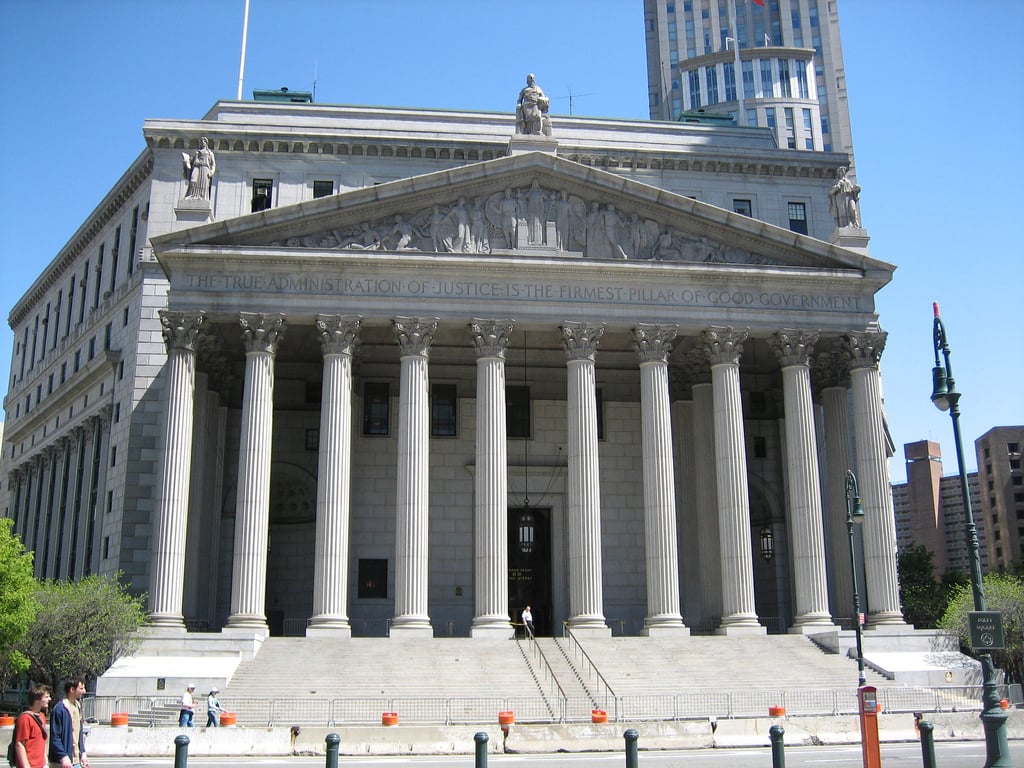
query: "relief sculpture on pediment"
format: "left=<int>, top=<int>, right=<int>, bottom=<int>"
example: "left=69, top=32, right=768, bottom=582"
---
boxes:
left=278, top=179, right=781, bottom=266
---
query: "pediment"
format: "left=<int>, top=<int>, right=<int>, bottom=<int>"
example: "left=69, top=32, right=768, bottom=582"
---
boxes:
left=153, top=152, right=891, bottom=275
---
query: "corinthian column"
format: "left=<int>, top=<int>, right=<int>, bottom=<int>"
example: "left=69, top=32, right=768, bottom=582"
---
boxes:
left=391, top=317, right=438, bottom=637
left=843, top=331, right=906, bottom=626
left=700, top=326, right=763, bottom=634
left=227, top=312, right=285, bottom=631
left=149, top=309, right=205, bottom=628
left=813, top=349, right=855, bottom=620
left=769, top=330, right=834, bottom=632
left=469, top=319, right=515, bottom=638
left=559, top=321, right=609, bottom=635
left=632, top=324, right=686, bottom=634
left=308, top=315, right=361, bottom=636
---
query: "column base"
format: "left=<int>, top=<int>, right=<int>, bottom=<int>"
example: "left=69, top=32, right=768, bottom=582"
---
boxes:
left=789, top=614, right=837, bottom=634
left=147, top=613, right=186, bottom=630
left=566, top=617, right=611, bottom=638
left=470, top=622, right=515, bottom=639
left=306, top=618, right=352, bottom=638
left=225, top=613, right=268, bottom=631
left=716, top=614, right=766, bottom=636
left=390, top=616, right=433, bottom=638
left=642, top=621, right=690, bottom=638
left=865, top=611, right=910, bottom=629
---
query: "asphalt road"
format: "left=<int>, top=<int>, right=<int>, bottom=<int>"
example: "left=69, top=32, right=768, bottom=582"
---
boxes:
left=93, top=739, right=1021, bottom=767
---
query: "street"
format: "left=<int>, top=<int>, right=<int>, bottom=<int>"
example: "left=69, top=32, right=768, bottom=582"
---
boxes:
left=93, top=740, right=1021, bottom=767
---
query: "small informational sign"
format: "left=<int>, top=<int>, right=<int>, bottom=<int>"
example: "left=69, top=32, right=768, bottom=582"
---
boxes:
left=968, top=611, right=1005, bottom=650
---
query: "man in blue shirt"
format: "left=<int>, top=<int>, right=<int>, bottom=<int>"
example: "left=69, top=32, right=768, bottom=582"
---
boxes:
left=48, top=679, right=88, bottom=768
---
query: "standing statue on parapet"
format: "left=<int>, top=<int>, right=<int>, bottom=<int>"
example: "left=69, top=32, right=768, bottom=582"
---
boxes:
left=828, top=166, right=861, bottom=228
left=182, top=137, right=216, bottom=200
left=516, top=74, right=552, bottom=136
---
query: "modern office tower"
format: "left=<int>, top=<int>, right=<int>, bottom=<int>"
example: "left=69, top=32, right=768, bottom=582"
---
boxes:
left=644, top=0, right=854, bottom=158
left=974, top=426, right=1024, bottom=570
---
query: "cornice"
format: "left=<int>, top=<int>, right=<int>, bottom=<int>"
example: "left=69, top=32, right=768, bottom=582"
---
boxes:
left=8, top=152, right=153, bottom=329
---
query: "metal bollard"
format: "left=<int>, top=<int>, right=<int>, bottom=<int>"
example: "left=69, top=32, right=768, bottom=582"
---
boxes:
left=474, top=731, right=488, bottom=768
left=325, top=732, right=340, bottom=768
left=173, top=734, right=190, bottom=768
left=624, top=728, right=639, bottom=768
left=918, top=720, right=936, bottom=768
left=769, top=724, right=785, bottom=768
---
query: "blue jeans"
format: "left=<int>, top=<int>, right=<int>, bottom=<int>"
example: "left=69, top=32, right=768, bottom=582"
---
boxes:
left=179, top=709, right=194, bottom=727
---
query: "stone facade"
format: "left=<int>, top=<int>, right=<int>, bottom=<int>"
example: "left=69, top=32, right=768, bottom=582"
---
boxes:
left=3, top=98, right=904, bottom=647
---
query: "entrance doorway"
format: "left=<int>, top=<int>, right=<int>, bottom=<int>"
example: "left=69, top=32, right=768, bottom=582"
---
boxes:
left=508, top=507, right=552, bottom=636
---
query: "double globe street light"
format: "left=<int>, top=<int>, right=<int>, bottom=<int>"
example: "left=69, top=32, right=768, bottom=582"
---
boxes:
left=844, top=470, right=866, bottom=687
left=931, top=302, right=1010, bottom=767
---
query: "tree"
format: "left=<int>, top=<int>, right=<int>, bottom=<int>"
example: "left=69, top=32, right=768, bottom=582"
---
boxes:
left=18, top=573, right=146, bottom=691
left=939, top=572, right=1024, bottom=685
left=0, top=518, right=38, bottom=693
left=898, top=544, right=947, bottom=629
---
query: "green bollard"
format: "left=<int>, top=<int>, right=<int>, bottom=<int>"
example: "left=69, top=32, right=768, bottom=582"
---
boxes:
left=918, top=721, right=936, bottom=768
left=769, top=724, right=785, bottom=768
left=173, top=734, right=190, bottom=768
left=624, top=728, right=639, bottom=768
left=474, top=731, right=488, bottom=768
left=325, top=732, right=340, bottom=768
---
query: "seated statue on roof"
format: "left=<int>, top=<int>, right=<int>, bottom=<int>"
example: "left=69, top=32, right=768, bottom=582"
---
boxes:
left=516, top=74, right=552, bottom=136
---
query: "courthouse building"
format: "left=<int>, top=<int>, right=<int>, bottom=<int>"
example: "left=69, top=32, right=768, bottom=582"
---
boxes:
left=2, top=86, right=905, bottom=648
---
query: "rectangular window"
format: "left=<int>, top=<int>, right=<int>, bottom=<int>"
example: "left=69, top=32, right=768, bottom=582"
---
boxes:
left=66, top=278, right=75, bottom=337
left=358, top=559, right=388, bottom=599
left=128, top=205, right=139, bottom=276
left=431, top=383, right=458, bottom=437
left=778, top=59, right=791, bottom=97
left=803, top=108, right=813, bottom=130
left=78, top=262, right=88, bottom=323
left=723, top=62, right=736, bottom=102
left=362, top=382, right=390, bottom=436
left=109, top=225, right=121, bottom=293
left=787, top=202, right=808, bottom=234
left=796, top=64, right=809, bottom=98
left=746, top=108, right=757, bottom=127
left=742, top=61, right=755, bottom=99
left=705, top=66, right=719, bottom=103
left=251, top=179, right=273, bottom=212
left=110, top=446, right=116, bottom=467
left=506, top=385, right=531, bottom=438
left=52, top=291, right=62, bottom=350
left=759, top=59, right=774, bottom=97
left=765, top=107, right=776, bottom=129
left=313, top=180, right=334, bottom=198
left=733, top=199, right=753, bottom=216
left=88, top=336, right=96, bottom=360
left=104, top=322, right=112, bottom=351
left=688, top=70, right=701, bottom=109
left=1009, top=442, right=1021, bottom=454
left=93, top=244, right=104, bottom=308
left=305, top=428, right=319, bottom=451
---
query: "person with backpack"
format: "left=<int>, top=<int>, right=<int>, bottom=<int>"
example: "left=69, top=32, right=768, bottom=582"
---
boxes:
left=10, top=684, right=50, bottom=768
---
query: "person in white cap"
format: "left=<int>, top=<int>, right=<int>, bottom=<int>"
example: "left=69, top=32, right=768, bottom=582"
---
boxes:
left=178, top=684, right=196, bottom=728
left=206, top=688, right=224, bottom=727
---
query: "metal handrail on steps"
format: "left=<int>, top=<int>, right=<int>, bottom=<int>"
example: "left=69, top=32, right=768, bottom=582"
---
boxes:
left=562, top=624, right=617, bottom=709
left=516, top=636, right=567, bottom=721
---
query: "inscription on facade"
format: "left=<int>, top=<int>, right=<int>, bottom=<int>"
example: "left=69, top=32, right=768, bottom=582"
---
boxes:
left=183, top=273, right=861, bottom=311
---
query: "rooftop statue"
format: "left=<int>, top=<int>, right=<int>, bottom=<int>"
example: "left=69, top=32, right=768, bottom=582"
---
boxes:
left=182, top=137, right=216, bottom=201
left=828, top=166, right=861, bottom=229
left=516, top=73, right=552, bottom=136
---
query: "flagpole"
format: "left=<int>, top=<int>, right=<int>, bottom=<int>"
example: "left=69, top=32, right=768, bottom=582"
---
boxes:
left=236, top=0, right=251, bottom=101
left=730, top=0, right=746, bottom=126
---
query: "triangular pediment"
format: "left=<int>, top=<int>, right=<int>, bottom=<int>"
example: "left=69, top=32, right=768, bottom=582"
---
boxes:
left=152, top=152, right=891, bottom=276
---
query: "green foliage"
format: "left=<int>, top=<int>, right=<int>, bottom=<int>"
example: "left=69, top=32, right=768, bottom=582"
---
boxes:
left=939, top=572, right=1024, bottom=684
left=898, top=544, right=947, bottom=629
left=0, top=518, right=38, bottom=689
left=18, top=573, right=146, bottom=691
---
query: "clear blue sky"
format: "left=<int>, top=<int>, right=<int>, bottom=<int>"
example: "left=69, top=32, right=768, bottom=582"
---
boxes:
left=1, top=1, right=1021, bottom=483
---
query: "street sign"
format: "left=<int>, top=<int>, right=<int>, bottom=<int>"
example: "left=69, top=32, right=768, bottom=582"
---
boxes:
left=968, top=611, right=1005, bottom=650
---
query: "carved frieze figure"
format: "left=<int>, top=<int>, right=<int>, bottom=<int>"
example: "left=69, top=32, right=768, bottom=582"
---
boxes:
left=516, top=73, right=551, bottom=136
left=387, top=214, right=421, bottom=251
left=469, top=198, right=490, bottom=253
left=526, top=180, right=546, bottom=245
left=182, top=137, right=216, bottom=200
left=828, top=165, right=861, bottom=228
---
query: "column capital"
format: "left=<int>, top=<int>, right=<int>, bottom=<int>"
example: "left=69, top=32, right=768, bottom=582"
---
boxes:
left=159, top=309, right=206, bottom=353
left=316, top=314, right=362, bottom=356
left=559, top=321, right=605, bottom=361
left=699, top=326, right=748, bottom=365
left=631, top=323, right=678, bottom=364
left=842, top=330, right=887, bottom=370
left=769, top=329, right=819, bottom=368
left=468, top=319, right=515, bottom=358
left=239, top=312, right=286, bottom=355
left=393, top=316, right=438, bottom=357
left=811, top=349, right=851, bottom=392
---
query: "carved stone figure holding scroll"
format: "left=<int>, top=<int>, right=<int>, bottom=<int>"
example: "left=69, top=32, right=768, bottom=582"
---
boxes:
left=828, top=166, right=861, bottom=228
left=182, top=137, right=216, bottom=200
left=516, top=74, right=551, bottom=136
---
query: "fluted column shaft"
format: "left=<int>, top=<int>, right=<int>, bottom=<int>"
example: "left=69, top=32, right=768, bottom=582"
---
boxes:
left=702, top=327, right=761, bottom=633
left=227, top=313, right=285, bottom=630
left=308, top=315, right=361, bottom=635
left=391, top=317, right=438, bottom=636
left=149, top=310, right=205, bottom=627
left=560, top=322, right=608, bottom=633
left=770, top=330, right=833, bottom=631
left=469, top=319, right=515, bottom=637
left=633, top=325, right=685, bottom=633
left=845, top=331, right=905, bottom=626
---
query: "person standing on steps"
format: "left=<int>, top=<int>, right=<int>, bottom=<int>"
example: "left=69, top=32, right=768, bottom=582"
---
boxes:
left=521, top=605, right=535, bottom=638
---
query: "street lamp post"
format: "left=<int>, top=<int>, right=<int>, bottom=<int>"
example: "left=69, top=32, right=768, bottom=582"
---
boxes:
left=930, top=302, right=1011, bottom=767
left=844, top=470, right=866, bottom=686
